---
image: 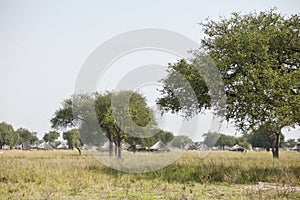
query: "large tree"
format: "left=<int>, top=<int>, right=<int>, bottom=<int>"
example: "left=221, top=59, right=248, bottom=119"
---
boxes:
left=0, top=122, right=18, bottom=148
left=96, top=91, right=153, bottom=158
left=247, top=125, right=285, bottom=151
left=158, top=9, right=300, bottom=158
left=51, top=91, right=155, bottom=158
left=16, top=128, right=38, bottom=145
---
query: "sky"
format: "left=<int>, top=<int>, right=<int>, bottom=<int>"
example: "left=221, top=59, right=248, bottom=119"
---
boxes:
left=0, top=0, right=299, bottom=140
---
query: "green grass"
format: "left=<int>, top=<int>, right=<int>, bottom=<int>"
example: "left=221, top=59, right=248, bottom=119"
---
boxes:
left=0, top=150, right=299, bottom=199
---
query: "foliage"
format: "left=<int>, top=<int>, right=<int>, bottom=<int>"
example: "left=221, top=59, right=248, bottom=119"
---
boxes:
left=43, top=131, right=59, bottom=143
left=157, top=59, right=212, bottom=117
left=158, top=9, right=300, bottom=158
left=16, top=128, right=38, bottom=145
left=200, top=9, right=299, bottom=158
left=202, top=132, right=220, bottom=148
left=126, top=128, right=174, bottom=147
left=51, top=99, right=74, bottom=130
left=0, top=122, right=18, bottom=148
left=216, top=134, right=237, bottom=149
left=170, top=135, right=193, bottom=148
left=96, top=91, right=154, bottom=157
left=63, top=129, right=81, bottom=150
left=52, top=91, right=165, bottom=158
left=247, top=127, right=285, bottom=150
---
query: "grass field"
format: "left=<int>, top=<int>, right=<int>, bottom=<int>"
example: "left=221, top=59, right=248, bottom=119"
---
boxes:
left=0, top=150, right=299, bottom=199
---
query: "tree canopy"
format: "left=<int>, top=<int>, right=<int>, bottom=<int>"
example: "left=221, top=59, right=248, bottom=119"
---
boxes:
left=0, top=122, right=18, bottom=148
left=16, top=128, right=38, bottom=145
left=51, top=90, right=169, bottom=158
left=157, top=9, right=300, bottom=158
left=43, top=131, right=59, bottom=143
left=63, top=129, right=81, bottom=154
left=170, top=135, right=193, bottom=148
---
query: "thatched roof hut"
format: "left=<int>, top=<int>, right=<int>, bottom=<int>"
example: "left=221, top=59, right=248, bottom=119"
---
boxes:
left=121, top=142, right=131, bottom=150
left=149, top=141, right=170, bottom=152
left=37, top=142, right=53, bottom=150
left=21, top=143, right=32, bottom=150
left=184, top=143, right=198, bottom=150
left=56, top=142, right=69, bottom=149
left=229, top=144, right=245, bottom=152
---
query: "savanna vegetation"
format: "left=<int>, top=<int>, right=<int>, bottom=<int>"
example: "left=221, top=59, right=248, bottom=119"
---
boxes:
left=0, top=150, right=299, bottom=199
left=0, top=8, right=299, bottom=200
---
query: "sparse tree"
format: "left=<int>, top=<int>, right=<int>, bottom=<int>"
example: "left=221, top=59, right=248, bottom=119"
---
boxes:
left=63, top=129, right=81, bottom=155
left=170, top=135, right=193, bottom=148
left=43, top=131, right=59, bottom=144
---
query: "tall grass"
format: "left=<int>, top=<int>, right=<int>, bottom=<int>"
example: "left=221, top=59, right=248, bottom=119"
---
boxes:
left=0, top=150, right=299, bottom=199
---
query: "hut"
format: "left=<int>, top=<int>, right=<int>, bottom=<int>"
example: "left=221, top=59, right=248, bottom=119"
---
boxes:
left=37, top=142, right=53, bottom=150
left=291, top=143, right=300, bottom=151
left=183, top=143, right=198, bottom=150
left=121, top=142, right=131, bottom=150
left=56, top=142, right=69, bottom=149
left=149, top=141, right=170, bottom=152
left=229, top=144, right=245, bottom=152
left=21, top=143, right=32, bottom=150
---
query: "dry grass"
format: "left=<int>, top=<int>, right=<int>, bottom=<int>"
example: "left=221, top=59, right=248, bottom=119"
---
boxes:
left=0, top=150, right=299, bottom=199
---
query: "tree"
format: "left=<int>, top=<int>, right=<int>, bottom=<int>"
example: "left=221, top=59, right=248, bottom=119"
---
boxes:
left=43, top=131, right=59, bottom=144
left=51, top=94, right=106, bottom=155
left=96, top=91, right=153, bottom=158
left=203, top=132, right=220, bottom=148
left=285, top=139, right=297, bottom=148
left=170, top=135, right=193, bottom=148
left=247, top=125, right=285, bottom=151
left=216, top=134, right=236, bottom=149
left=158, top=9, right=300, bottom=158
left=51, top=90, right=155, bottom=158
left=51, top=98, right=75, bottom=129
left=63, top=129, right=81, bottom=155
left=125, top=128, right=174, bottom=147
left=0, top=122, right=18, bottom=148
left=16, top=128, right=38, bottom=145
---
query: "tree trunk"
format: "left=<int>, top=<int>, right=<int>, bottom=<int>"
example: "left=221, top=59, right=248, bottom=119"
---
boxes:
left=118, top=147, right=122, bottom=159
left=117, top=140, right=122, bottom=159
left=76, top=146, right=81, bottom=155
left=114, top=143, right=118, bottom=156
left=272, top=132, right=280, bottom=159
left=109, top=140, right=113, bottom=156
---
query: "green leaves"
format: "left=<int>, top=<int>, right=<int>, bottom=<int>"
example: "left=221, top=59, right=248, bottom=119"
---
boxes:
left=16, top=128, right=38, bottom=145
left=157, top=59, right=211, bottom=118
left=43, top=131, right=59, bottom=143
left=63, top=129, right=80, bottom=149
left=200, top=9, right=300, bottom=132
left=0, top=122, right=17, bottom=147
left=157, top=9, right=299, bottom=158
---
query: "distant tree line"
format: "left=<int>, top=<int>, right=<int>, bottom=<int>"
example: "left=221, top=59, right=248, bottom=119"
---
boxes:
left=202, top=131, right=290, bottom=151
left=0, top=122, right=38, bottom=149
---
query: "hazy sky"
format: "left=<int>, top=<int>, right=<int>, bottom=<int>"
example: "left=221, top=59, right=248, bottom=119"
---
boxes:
left=0, top=0, right=299, bottom=140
